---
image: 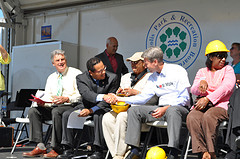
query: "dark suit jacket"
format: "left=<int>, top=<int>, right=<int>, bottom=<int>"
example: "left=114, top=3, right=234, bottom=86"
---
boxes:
left=226, top=87, right=240, bottom=151
left=76, top=71, right=118, bottom=112
left=96, top=51, right=128, bottom=84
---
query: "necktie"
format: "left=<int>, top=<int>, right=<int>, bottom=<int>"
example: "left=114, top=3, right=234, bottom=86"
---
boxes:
left=57, top=73, right=63, bottom=96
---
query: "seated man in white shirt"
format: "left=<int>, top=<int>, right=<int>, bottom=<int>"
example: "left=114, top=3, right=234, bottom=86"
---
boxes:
left=22, top=49, right=82, bottom=158
left=104, top=47, right=190, bottom=159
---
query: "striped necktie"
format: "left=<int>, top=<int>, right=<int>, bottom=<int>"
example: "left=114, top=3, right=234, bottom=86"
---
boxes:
left=57, top=73, right=63, bottom=96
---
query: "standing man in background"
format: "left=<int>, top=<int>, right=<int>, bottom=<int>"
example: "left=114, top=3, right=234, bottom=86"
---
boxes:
left=96, top=37, right=128, bottom=85
left=229, top=42, right=240, bottom=83
left=0, top=44, right=11, bottom=96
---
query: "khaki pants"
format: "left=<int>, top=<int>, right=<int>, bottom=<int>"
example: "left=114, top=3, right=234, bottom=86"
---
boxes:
left=187, top=107, right=228, bottom=153
left=102, top=111, right=128, bottom=158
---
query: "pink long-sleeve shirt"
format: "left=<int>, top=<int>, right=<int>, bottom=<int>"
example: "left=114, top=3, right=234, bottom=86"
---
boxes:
left=191, top=65, right=236, bottom=110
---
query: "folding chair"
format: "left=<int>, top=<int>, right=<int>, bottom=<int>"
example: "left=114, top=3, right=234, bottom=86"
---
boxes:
left=12, top=89, right=39, bottom=140
left=74, top=119, right=95, bottom=155
left=10, top=89, right=53, bottom=154
left=183, top=120, right=229, bottom=159
left=141, top=94, right=193, bottom=159
left=140, top=121, right=189, bottom=159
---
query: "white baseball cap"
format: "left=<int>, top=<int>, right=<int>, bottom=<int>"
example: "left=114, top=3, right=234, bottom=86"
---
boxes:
left=126, top=52, right=144, bottom=61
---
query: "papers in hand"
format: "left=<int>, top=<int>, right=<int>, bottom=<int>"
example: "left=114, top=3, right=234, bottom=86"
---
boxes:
left=29, top=94, right=52, bottom=104
left=67, top=109, right=91, bottom=129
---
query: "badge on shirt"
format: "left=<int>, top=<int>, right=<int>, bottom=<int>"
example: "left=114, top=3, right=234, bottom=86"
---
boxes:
left=156, top=82, right=174, bottom=89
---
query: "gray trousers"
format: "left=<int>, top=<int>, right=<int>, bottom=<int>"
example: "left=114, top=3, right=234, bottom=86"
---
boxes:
left=125, top=105, right=189, bottom=148
left=61, top=105, right=106, bottom=149
left=28, top=105, right=74, bottom=148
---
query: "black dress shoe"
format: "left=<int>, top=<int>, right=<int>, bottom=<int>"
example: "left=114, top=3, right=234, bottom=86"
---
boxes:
left=125, top=152, right=140, bottom=159
left=167, top=154, right=177, bottom=159
left=57, top=149, right=74, bottom=159
left=224, top=150, right=237, bottom=159
left=87, top=151, right=103, bottom=159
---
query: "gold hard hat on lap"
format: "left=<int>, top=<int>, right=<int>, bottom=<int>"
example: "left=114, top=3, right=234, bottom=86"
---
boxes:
left=111, top=101, right=130, bottom=114
left=146, top=146, right=167, bottom=159
left=205, top=40, right=229, bottom=56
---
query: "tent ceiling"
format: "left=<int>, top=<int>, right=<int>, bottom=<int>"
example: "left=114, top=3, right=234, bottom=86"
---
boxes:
left=17, top=0, right=110, bottom=14
left=0, top=0, right=153, bottom=27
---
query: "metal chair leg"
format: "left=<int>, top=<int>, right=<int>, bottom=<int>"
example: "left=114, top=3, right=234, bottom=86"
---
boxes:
left=11, top=122, right=26, bottom=154
left=43, top=124, right=52, bottom=145
left=141, top=127, right=154, bottom=159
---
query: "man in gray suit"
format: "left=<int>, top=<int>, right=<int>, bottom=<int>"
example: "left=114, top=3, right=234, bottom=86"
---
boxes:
left=59, top=57, right=118, bottom=159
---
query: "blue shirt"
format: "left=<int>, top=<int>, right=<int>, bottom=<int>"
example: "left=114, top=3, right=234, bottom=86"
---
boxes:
left=233, top=62, right=240, bottom=74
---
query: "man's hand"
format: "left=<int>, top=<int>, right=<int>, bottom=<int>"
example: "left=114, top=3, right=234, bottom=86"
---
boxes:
left=199, top=80, right=208, bottom=94
left=52, top=96, right=69, bottom=105
left=78, top=109, right=92, bottom=117
left=151, top=106, right=170, bottom=119
left=103, top=93, right=118, bottom=104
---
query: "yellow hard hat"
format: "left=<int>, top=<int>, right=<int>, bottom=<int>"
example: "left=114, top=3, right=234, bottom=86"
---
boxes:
left=146, top=146, right=167, bottom=159
left=205, top=40, right=229, bottom=56
left=111, top=101, right=130, bottom=114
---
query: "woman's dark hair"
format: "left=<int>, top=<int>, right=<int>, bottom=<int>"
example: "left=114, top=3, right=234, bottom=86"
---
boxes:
left=205, top=53, right=228, bottom=70
left=86, top=57, right=102, bottom=72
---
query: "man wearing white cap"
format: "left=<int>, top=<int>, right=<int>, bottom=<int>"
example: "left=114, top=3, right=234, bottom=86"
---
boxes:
left=102, top=52, right=158, bottom=159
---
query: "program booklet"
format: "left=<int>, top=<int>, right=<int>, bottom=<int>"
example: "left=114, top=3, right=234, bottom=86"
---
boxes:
left=29, top=94, right=52, bottom=104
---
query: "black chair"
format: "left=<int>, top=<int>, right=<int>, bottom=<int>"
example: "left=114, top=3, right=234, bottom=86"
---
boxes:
left=140, top=93, right=194, bottom=159
left=2, top=89, right=39, bottom=138
left=10, top=89, right=53, bottom=154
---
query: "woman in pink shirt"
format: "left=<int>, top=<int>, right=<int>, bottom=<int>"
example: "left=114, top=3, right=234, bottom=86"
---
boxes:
left=187, top=40, right=236, bottom=159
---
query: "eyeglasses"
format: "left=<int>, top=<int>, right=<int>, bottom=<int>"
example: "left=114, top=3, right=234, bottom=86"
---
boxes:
left=214, top=53, right=228, bottom=59
left=95, top=66, right=106, bottom=74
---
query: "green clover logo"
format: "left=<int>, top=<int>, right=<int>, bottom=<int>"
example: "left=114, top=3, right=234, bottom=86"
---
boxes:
left=160, top=26, right=187, bottom=58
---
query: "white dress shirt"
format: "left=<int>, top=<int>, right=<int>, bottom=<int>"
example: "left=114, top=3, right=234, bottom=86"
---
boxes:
left=124, top=63, right=191, bottom=106
left=43, top=67, right=82, bottom=104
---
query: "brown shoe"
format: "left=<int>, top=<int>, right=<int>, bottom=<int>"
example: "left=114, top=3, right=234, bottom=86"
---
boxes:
left=43, top=149, right=59, bottom=158
left=22, top=146, right=47, bottom=157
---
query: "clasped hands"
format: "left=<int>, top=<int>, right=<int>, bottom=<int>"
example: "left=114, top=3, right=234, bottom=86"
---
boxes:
left=103, top=93, right=118, bottom=104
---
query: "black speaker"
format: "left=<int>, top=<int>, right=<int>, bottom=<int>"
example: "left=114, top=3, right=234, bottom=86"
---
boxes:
left=0, top=127, right=13, bottom=147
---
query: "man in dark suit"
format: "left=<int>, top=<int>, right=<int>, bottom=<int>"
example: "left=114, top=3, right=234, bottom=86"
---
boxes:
left=59, top=57, right=118, bottom=159
left=96, top=37, right=128, bottom=85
